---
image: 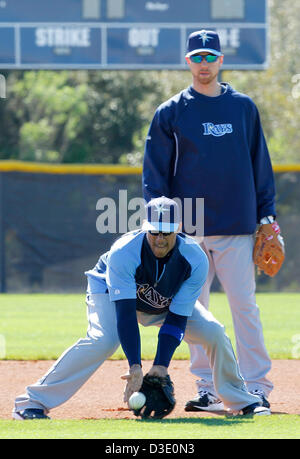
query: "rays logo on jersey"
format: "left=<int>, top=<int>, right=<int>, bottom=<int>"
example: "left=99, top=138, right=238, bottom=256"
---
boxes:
left=202, top=122, right=233, bottom=137
left=137, top=283, right=172, bottom=309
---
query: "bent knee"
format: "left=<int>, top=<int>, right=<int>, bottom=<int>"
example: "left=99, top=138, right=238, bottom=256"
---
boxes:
left=203, top=321, right=227, bottom=346
left=83, top=333, right=119, bottom=356
left=186, top=319, right=226, bottom=346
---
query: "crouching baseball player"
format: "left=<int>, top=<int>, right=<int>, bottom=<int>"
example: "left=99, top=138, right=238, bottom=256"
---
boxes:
left=13, top=197, right=270, bottom=420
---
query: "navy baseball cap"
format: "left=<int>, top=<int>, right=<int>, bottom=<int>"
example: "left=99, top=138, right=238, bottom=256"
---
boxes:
left=142, top=196, right=180, bottom=233
left=186, top=29, right=222, bottom=57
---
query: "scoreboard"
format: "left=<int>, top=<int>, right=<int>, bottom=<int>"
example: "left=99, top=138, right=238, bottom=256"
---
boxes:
left=0, top=0, right=268, bottom=70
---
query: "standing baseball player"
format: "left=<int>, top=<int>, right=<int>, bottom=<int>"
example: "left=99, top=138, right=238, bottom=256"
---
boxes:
left=143, top=30, right=284, bottom=413
left=13, top=197, right=269, bottom=420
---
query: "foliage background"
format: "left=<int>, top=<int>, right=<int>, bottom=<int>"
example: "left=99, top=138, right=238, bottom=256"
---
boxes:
left=0, top=0, right=299, bottom=166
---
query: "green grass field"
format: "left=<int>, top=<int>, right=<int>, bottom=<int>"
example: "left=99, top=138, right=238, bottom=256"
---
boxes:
left=0, top=292, right=299, bottom=360
left=0, top=292, right=299, bottom=440
left=0, top=416, right=299, bottom=439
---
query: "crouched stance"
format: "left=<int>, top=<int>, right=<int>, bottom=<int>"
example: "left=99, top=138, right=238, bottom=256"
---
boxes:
left=13, top=198, right=269, bottom=420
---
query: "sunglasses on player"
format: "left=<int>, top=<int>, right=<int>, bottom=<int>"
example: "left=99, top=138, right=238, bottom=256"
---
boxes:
left=148, top=230, right=174, bottom=237
left=189, top=54, right=219, bottom=63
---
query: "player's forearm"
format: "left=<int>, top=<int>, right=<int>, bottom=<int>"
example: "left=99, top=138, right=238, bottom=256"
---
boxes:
left=153, top=310, right=187, bottom=367
left=250, top=111, right=276, bottom=222
left=142, top=113, right=174, bottom=202
left=142, top=161, right=171, bottom=202
left=115, top=299, right=141, bottom=367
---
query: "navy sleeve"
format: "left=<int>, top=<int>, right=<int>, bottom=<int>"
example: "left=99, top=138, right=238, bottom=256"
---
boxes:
left=250, top=104, right=276, bottom=221
left=153, top=310, right=187, bottom=367
left=142, top=107, right=175, bottom=202
left=115, top=299, right=141, bottom=367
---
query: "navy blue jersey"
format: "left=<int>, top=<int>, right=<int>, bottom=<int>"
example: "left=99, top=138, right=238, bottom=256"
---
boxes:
left=143, top=83, right=276, bottom=236
left=85, top=230, right=208, bottom=317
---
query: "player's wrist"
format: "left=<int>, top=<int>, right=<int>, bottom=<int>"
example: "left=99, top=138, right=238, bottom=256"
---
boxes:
left=148, top=365, right=168, bottom=378
left=260, top=215, right=275, bottom=224
left=130, top=363, right=142, bottom=372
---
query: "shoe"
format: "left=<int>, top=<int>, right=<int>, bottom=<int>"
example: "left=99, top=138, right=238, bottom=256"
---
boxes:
left=240, top=402, right=271, bottom=416
left=250, top=389, right=271, bottom=409
left=13, top=408, right=50, bottom=420
left=185, top=390, right=224, bottom=412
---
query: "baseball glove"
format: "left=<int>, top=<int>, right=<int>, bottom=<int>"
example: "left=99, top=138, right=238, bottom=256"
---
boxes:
left=253, top=222, right=285, bottom=277
left=132, top=373, right=176, bottom=419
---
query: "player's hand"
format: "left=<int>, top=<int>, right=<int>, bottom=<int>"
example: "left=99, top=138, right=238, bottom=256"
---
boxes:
left=147, top=365, right=168, bottom=378
left=121, top=364, right=143, bottom=403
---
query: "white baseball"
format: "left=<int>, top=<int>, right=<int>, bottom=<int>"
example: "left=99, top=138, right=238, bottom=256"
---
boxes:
left=128, top=392, right=146, bottom=410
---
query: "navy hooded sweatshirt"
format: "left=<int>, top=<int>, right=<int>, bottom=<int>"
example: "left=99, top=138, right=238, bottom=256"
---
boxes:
left=143, top=83, right=276, bottom=236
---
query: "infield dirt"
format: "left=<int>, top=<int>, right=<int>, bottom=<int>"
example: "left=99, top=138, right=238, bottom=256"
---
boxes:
left=0, top=360, right=299, bottom=419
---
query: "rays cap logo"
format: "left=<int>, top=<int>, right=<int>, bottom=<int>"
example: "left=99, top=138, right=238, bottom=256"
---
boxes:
left=142, top=196, right=180, bottom=233
left=186, top=29, right=222, bottom=57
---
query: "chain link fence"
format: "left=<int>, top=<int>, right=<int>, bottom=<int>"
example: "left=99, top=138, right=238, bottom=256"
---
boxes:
left=0, top=164, right=298, bottom=293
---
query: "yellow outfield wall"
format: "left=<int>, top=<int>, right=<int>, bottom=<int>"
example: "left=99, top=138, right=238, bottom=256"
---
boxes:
left=0, top=160, right=299, bottom=175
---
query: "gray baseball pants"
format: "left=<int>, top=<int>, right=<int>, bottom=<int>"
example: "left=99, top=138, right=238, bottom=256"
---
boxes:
left=190, top=235, right=273, bottom=397
left=14, top=292, right=260, bottom=415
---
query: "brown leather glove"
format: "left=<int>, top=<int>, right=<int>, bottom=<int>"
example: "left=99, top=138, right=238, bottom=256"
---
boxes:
left=133, top=372, right=176, bottom=419
left=253, top=222, right=285, bottom=277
